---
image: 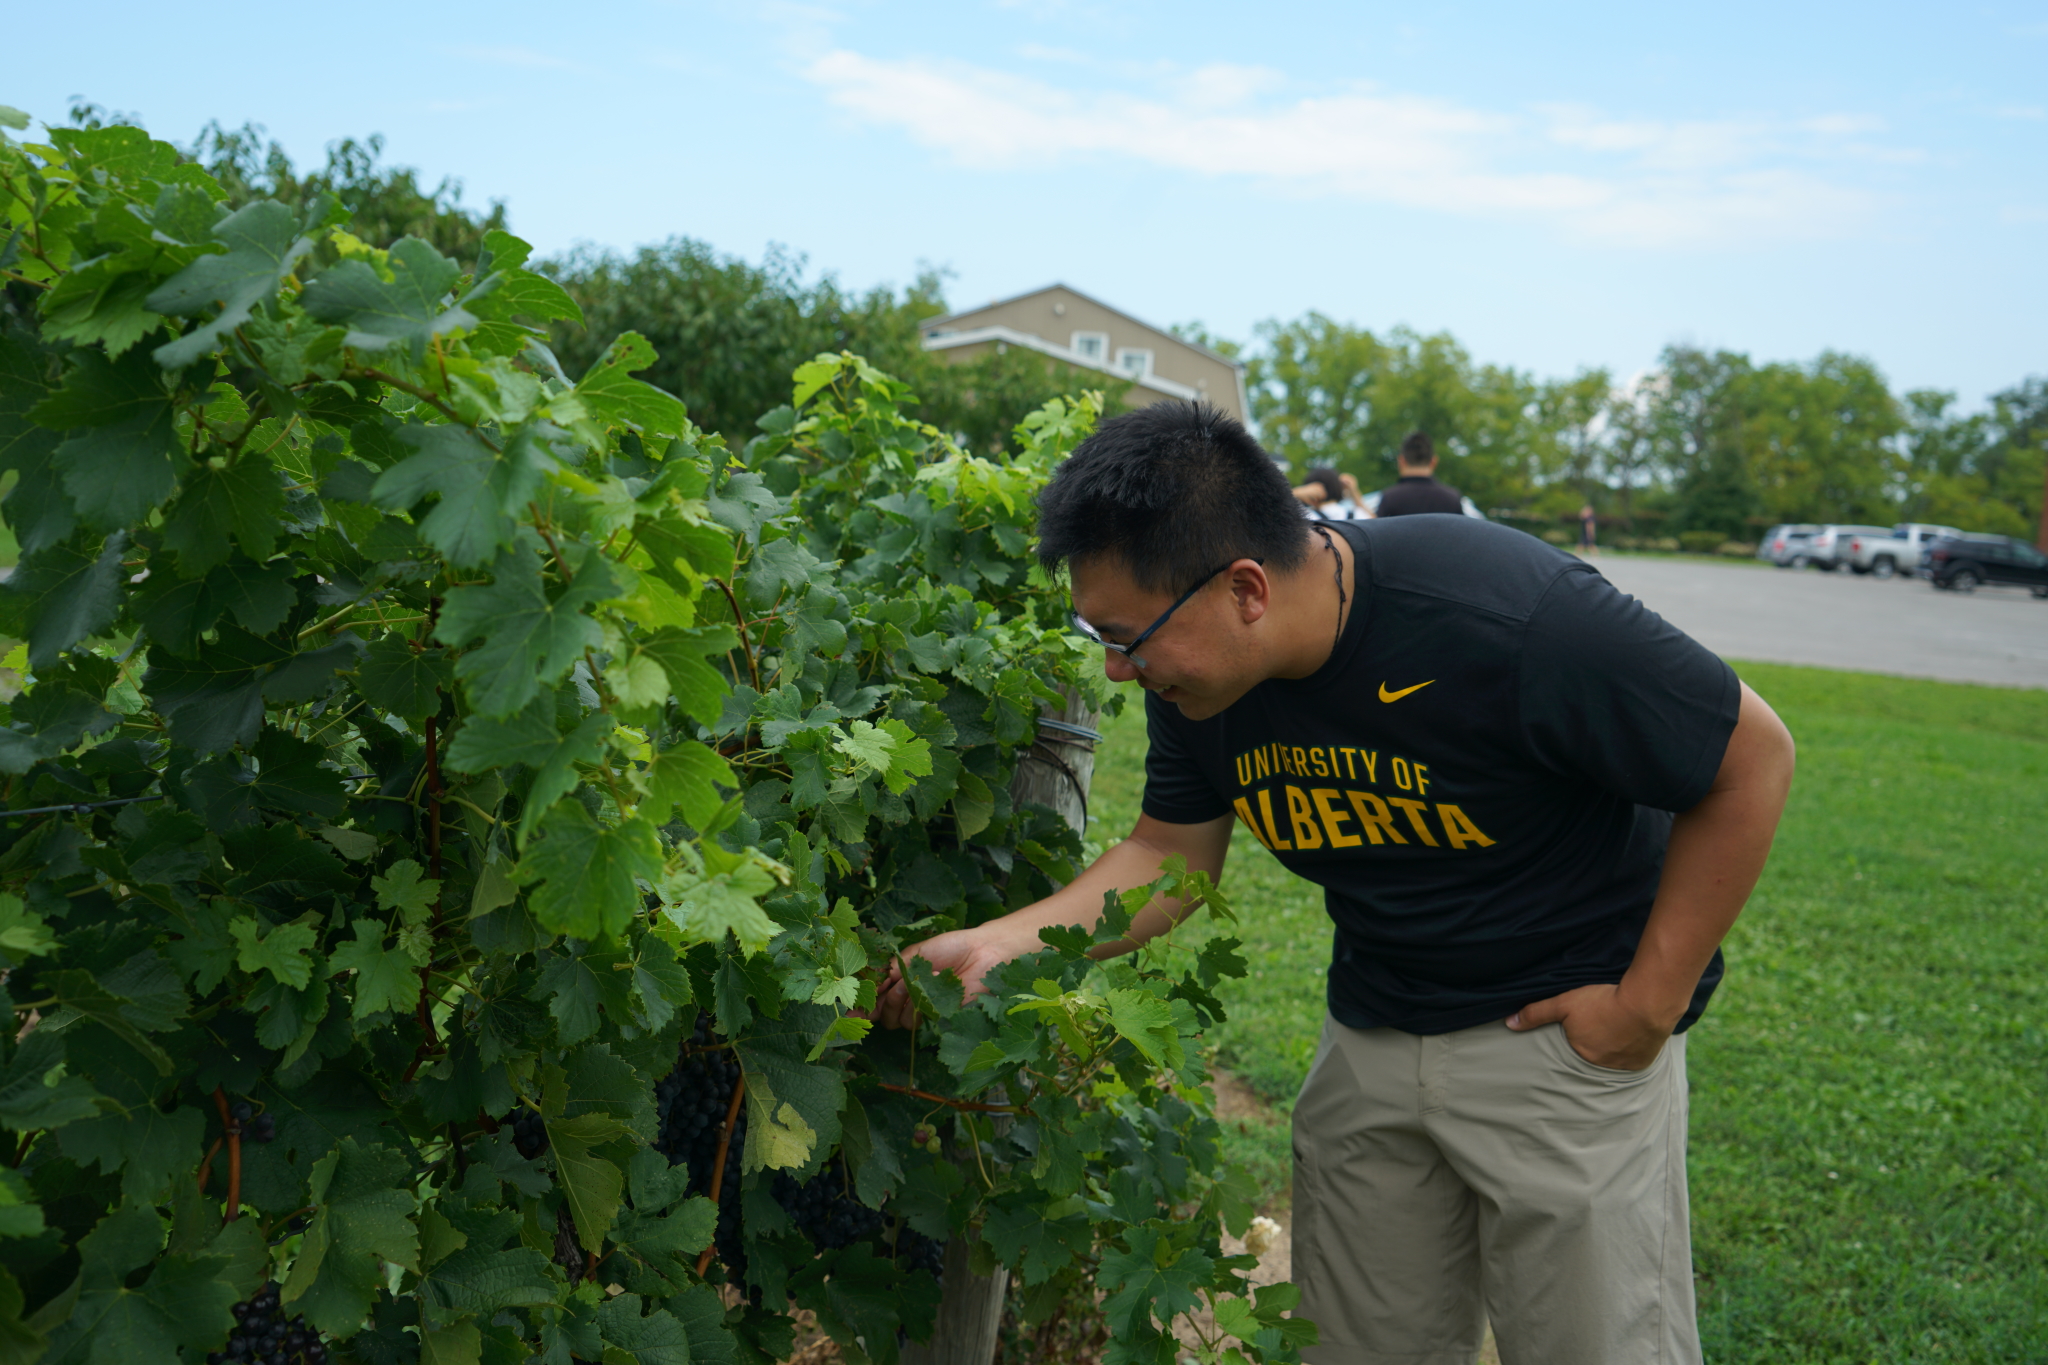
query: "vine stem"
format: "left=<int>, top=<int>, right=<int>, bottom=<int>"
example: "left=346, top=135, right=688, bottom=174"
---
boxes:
left=354, top=367, right=497, bottom=449
left=402, top=601, right=449, bottom=1088
left=694, top=1073, right=748, bottom=1278
left=210, top=1087, right=242, bottom=1222
left=708, top=578, right=763, bottom=694
left=876, top=1083, right=1015, bottom=1115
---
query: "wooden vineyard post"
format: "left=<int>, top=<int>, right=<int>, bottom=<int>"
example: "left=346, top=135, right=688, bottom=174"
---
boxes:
left=902, top=687, right=1100, bottom=1365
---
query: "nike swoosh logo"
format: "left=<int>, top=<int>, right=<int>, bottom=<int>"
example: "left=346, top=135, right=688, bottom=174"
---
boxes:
left=1378, top=679, right=1435, bottom=703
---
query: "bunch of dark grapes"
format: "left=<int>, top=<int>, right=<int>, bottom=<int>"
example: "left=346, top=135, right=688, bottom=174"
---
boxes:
left=210, top=1281, right=324, bottom=1365
left=654, top=1015, right=749, bottom=1273
left=772, top=1168, right=884, bottom=1250
left=652, top=1017, right=945, bottom=1287
left=895, top=1225, right=945, bottom=1279
left=231, top=1101, right=276, bottom=1143
left=771, top=1169, right=945, bottom=1282
left=507, top=1108, right=548, bottom=1159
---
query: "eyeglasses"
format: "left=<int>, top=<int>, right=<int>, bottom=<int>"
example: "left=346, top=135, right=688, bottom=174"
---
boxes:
left=1068, top=560, right=1256, bottom=670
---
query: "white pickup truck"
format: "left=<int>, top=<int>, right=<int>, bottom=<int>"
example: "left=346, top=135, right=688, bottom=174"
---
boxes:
left=1845, top=523, right=1960, bottom=578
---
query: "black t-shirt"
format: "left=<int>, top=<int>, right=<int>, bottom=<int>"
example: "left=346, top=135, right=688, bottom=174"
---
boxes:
left=1375, top=476, right=1465, bottom=517
left=1141, top=517, right=1741, bottom=1035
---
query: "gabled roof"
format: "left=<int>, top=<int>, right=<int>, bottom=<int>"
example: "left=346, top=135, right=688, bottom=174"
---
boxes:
left=919, top=282, right=1245, bottom=372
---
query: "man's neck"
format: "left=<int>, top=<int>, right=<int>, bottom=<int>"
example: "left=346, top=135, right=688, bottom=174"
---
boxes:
left=1269, top=527, right=1354, bottom=680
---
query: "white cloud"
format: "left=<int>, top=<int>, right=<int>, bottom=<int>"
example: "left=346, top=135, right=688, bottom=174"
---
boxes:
left=1996, top=104, right=2047, bottom=121
left=802, top=51, right=1893, bottom=249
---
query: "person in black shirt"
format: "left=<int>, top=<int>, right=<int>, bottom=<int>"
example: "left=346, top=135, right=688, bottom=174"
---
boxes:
left=1374, top=429, right=1467, bottom=517
left=873, top=403, right=1795, bottom=1364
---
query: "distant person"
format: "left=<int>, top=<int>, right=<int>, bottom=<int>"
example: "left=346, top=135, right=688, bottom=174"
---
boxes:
left=1292, top=466, right=1370, bottom=521
left=1374, top=431, right=1466, bottom=518
left=1580, top=503, right=1600, bottom=555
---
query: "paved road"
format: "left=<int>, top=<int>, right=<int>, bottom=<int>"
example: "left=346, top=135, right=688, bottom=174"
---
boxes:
left=1587, top=555, right=2048, bottom=690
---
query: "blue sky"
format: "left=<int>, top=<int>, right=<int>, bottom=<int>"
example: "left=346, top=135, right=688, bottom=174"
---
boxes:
left=17, top=1, right=2048, bottom=405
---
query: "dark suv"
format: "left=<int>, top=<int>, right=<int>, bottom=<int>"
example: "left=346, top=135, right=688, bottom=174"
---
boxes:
left=1921, top=534, right=2048, bottom=596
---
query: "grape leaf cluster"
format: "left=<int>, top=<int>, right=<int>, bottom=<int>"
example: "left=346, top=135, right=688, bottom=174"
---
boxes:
left=0, top=104, right=1314, bottom=1365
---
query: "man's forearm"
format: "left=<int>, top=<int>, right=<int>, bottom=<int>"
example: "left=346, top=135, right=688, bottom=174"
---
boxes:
left=1620, top=686, right=1795, bottom=1028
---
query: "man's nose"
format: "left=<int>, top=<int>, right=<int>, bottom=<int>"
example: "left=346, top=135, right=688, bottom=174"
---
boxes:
left=1102, top=650, right=1140, bottom=684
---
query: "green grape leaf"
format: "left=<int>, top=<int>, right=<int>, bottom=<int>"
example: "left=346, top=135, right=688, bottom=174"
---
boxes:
left=734, top=1027, right=843, bottom=1176
left=301, top=237, right=474, bottom=360
left=30, top=347, right=180, bottom=530
left=571, top=333, right=686, bottom=438
left=372, top=859, right=440, bottom=923
left=534, top=954, right=603, bottom=1046
left=43, top=959, right=186, bottom=1076
left=144, top=629, right=360, bottom=753
left=742, top=536, right=823, bottom=608
left=1104, top=988, right=1185, bottom=1070
left=414, top=1200, right=555, bottom=1328
left=515, top=712, right=611, bottom=845
left=636, top=625, right=737, bottom=726
left=608, top=653, right=668, bottom=710
left=436, top=546, right=616, bottom=719
left=635, top=514, right=735, bottom=586
left=594, top=1294, right=692, bottom=1365
left=466, top=243, right=585, bottom=326
left=1097, top=1226, right=1213, bottom=1338
left=418, top=1321, right=481, bottom=1365
left=738, top=1071, right=818, bottom=1175
left=545, top=1113, right=628, bottom=1257
left=281, top=1139, right=420, bottom=1336
left=654, top=844, right=781, bottom=956
left=131, top=558, right=295, bottom=657
left=982, top=1197, right=1093, bottom=1288
left=0, top=1029, right=105, bottom=1132
left=518, top=805, right=663, bottom=941
left=147, top=201, right=315, bottom=370
left=355, top=636, right=450, bottom=720
left=444, top=694, right=559, bottom=773
left=183, top=727, right=349, bottom=827
left=833, top=718, right=933, bottom=795
left=668, top=1285, right=741, bottom=1365
left=56, top=1101, right=205, bottom=1201
left=0, top=895, right=54, bottom=963
left=327, top=922, right=424, bottom=1020
left=160, top=457, right=285, bottom=576
left=9, top=532, right=127, bottom=669
left=229, top=914, right=319, bottom=990
left=635, top=740, right=735, bottom=830
left=370, top=422, right=558, bottom=569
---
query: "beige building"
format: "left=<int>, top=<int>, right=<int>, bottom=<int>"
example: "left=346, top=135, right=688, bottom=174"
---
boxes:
left=919, top=284, right=1250, bottom=424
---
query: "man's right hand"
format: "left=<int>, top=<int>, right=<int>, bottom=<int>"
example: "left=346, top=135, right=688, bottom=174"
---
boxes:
left=868, top=814, right=1234, bottom=1031
left=871, top=924, right=1027, bottom=1030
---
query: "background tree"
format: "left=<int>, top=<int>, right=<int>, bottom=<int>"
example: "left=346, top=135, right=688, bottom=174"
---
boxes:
left=186, top=119, right=509, bottom=268
left=1531, top=367, right=1614, bottom=518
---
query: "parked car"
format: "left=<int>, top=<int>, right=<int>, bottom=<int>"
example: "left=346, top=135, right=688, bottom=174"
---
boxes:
left=1804, top=524, right=1876, bottom=571
left=1921, top=534, right=2048, bottom=595
left=1846, top=523, right=1961, bottom=578
left=1758, top=524, right=1819, bottom=567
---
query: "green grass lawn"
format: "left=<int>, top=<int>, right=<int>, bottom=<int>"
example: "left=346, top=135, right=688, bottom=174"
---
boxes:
left=1087, top=662, right=2048, bottom=1363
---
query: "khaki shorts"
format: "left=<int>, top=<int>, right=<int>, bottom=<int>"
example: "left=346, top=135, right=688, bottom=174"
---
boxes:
left=1291, top=1015, right=1700, bottom=1365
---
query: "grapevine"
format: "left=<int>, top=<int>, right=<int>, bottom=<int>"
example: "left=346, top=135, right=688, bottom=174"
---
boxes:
left=0, top=103, right=1313, bottom=1365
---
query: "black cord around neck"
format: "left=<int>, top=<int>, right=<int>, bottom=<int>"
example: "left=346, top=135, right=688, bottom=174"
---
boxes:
left=1310, top=522, right=1348, bottom=659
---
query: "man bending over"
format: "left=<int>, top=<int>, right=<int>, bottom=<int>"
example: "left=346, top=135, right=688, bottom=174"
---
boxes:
left=875, top=402, right=1794, bottom=1364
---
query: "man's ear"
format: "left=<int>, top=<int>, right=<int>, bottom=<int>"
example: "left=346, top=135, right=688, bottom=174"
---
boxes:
left=1227, top=558, right=1272, bottom=623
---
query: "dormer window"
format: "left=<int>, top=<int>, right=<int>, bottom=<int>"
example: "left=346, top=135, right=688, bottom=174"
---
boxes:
left=1114, top=347, right=1154, bottom=379
left=1070, top=331, right=1108, bottom=363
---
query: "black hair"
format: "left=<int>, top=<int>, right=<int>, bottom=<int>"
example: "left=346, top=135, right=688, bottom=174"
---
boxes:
left=1398, top=430, right=1435, bottom=467
left=1035, top=401, right=1310, bottom=593
left=1305, top=466, right=1344, bottom=503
